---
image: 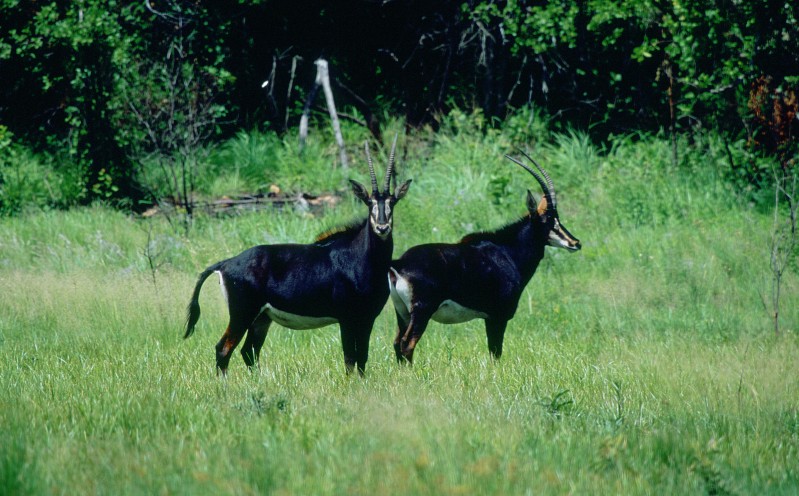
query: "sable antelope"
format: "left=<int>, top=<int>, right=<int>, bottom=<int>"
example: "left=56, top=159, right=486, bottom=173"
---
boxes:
left=388, top=151, right=580, bottom=363
left=184, top=137, right=411, bottom=375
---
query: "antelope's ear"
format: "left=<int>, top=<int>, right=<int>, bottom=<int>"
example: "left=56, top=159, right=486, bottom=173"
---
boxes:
left=349, top=179, right=371, bottom=205
left=394, top=179, right=412, bottom=203
left=526, top=190, right=539, bottom=213
left=536, top=196, right=549, bottom=217
left=527, top=190, right=548, bottom=219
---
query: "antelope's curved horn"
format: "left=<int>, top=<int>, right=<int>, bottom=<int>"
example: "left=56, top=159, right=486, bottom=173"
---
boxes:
left=504, top=154, right=552, bottom=207
left=383, top=133, right=398, bottom=194
left=516, top=148, right=557, bottom=209
left=364, top=141, right=378, bottom=195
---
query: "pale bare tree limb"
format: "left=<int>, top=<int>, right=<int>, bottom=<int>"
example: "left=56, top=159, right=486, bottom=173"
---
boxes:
left=315, top=59, right=348, bottom=168
left=285, top=55, right=301, bottom=131
left=298, top=65, right=320, bottom=149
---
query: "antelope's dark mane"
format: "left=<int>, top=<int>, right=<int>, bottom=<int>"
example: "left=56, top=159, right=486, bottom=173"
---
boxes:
left=314, top=218, right=368, bottom=245
left=458, top=214, right=532, bottom=245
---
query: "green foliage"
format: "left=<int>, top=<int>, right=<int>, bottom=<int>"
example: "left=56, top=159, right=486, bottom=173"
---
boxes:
left=471, top=0, right=581, bottom=54
left=0, top=0, right=143, bottom=199
left=470, top=0, right=799, bottom=136
left=0, top=126, right=86, bottom=215
left=205, top=130, right=281, bottom=194
left=0, top=0, right=235, bottom=206
left=502, top=105, right=553, bottom=145
left=202, top=123, right=379, bottom=199
left=2, top=0, right=797, bottom=209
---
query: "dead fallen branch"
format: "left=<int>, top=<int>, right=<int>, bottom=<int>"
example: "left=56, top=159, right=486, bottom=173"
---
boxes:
left=142, top=191, right=341, bottom=218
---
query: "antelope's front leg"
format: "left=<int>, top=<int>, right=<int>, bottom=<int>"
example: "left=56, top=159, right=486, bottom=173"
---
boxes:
left=485, top=318, right=508, bottom=360
left=353, top=324, right=374, bottom=376
left=241, top=314, right=271, bottom=369
left=339, top=324, right=358, bottom=375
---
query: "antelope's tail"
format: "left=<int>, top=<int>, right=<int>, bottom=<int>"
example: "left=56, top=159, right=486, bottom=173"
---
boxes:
left=184, top=262, right=223, bottom=339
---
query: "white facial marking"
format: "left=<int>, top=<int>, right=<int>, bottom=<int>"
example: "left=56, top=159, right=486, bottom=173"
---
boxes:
left=260, top=303, right=337, bottom=330
left=372, top=199, right=392, bottom=238
left=431, top=300, right=488, bottom=324
left=548, top=227, right=579, bottom=250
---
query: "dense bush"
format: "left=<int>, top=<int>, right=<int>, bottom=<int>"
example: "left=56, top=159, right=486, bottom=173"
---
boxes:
left=0, top=126, right=86, bottom=215
left=0, top=0, right=796, bottom=211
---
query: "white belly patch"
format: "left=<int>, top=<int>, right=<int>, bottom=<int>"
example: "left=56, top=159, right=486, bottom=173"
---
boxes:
left=261, top=303, right=337, bottom=330
left=432, top=300, right=488, bottom=324
left=217, top=271, right=336, bottom=329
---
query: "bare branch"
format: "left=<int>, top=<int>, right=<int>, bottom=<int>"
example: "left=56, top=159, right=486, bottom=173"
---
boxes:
left=315, top=59, right=348, bottom=168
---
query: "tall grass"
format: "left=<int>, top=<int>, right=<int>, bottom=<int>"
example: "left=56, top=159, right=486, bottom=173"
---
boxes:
left=1, top=115, right=797, bottom=494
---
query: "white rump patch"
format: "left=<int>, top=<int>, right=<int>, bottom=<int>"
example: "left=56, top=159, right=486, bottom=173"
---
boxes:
left=388, top=268, right=412, bottom=322
left=215, top=270, right=229, bottom=306
left=260, top=303, right=337, bottom=330
left=431, top=300, right=488, bottom=324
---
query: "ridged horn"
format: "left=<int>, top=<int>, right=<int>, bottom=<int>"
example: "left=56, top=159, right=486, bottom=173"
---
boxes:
left=504, top=153, right=554, bottom=211
left=383, top=133, right=398, bottom=194
left=516, top=147, right=557, bottom=209
left=364, top=141, right=378, bottom=195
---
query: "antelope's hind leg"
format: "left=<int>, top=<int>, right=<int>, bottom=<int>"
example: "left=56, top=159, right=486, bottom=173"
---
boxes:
left=398, top=308, right=434, bottom=365
left=215, top=308, right=261, bottom=375
left=241, top=313, right=272, bottom=369
left=393, top=310, right=410, bottom=364
left=388, top=269, right=414, bottom=364
left=215, top=324, right=246, bottom=376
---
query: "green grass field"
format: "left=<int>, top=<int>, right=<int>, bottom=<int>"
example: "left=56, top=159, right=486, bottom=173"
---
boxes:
left=1, top=124, right=797, bottom=494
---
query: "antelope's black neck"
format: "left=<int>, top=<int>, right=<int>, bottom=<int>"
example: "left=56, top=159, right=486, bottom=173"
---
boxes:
left=461, top=215, right=546, bottom=282
left=358, top=220, right=394, bottom=261
left=316, top=217, right=393, bottom=264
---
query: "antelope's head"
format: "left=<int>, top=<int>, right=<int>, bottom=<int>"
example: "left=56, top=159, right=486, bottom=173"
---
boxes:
left=350, top=135, right=412, bottom=240
left=505, top=151, right=581, bottom=252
